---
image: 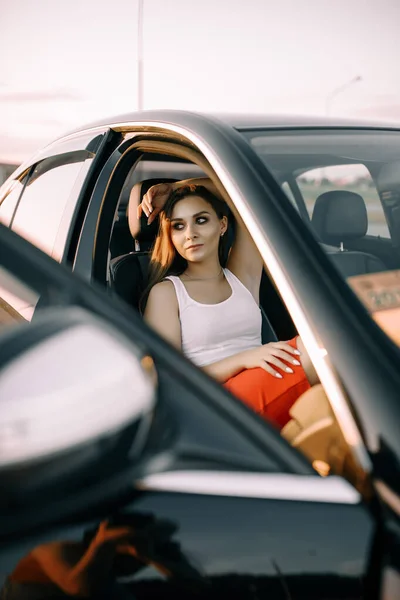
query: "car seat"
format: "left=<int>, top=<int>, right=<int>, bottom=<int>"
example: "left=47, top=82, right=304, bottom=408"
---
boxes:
left=311, top=190, right=386, bottom=277
left=281, top=383, right=370, bottom=493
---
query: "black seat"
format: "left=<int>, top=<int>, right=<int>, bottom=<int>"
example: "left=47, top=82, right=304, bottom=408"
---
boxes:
left=110, top=179, right=278, bottom=343
left=110, top=178, right=177, bottom=308
left=110, top=250, right=149, bottom=309
left=311, top=190, right=386, bottom=277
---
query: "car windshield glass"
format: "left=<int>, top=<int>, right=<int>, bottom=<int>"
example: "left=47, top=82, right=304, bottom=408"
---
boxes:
left=242, top=127, right=400, bottom=346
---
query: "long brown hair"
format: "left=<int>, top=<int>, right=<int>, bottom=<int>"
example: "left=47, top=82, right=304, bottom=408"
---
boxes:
left=140, top=184, right=231, bottom=312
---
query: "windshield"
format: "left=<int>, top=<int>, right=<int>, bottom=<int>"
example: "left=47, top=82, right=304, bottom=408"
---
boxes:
left=242, top=127, right=400, bottom=346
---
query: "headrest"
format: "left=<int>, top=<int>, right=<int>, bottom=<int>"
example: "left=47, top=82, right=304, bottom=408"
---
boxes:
left=311, top=191, right=368, bottom=243
left=128, top=178, right=178, bottom=250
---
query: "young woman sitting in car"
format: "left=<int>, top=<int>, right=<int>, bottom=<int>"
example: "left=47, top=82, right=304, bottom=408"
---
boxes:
left=133, top=178, right=318, bottom=430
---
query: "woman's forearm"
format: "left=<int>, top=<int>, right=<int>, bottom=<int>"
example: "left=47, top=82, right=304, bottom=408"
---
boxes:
left=202, top=351, right=246, bottom=383
left=173, top=178, right=223, bottom=201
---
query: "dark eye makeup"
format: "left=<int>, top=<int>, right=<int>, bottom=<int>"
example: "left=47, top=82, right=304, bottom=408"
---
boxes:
left=172, top=216, right=209, bottom=230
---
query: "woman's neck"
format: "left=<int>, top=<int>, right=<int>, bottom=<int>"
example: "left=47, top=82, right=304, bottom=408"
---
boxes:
left=183, top=259, right=222, bottom=281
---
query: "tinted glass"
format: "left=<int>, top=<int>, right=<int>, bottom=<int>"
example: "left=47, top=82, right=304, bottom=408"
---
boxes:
left=0, top=179, right=25, bottom=227
left=0, top=263, right=39, bottom=328
left=244, top=128, right=400, bottom=345
left=11, top=153, right=92, bottom=260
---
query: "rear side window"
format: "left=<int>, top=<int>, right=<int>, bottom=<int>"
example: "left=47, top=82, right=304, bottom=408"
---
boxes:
left=0, top=179, right=26, bottom=227
left=11, top=151, right=93, bottom=261
left=0, top=264, right=39, bottom=327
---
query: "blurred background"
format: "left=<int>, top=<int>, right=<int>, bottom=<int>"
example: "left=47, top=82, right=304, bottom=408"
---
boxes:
left=1, top=0, right=400, bottom=184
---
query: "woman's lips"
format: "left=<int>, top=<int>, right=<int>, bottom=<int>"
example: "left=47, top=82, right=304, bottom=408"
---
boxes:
left=186, top=244, right=203, bottom=250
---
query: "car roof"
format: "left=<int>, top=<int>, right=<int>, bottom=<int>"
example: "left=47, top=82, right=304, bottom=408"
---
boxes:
left=5, top=110, right=398, bottom=186
left=70, top=110, right=400, bottom=183
left=206, top=112, right=400, bottom=130
left=65, top=109, right=400, bottom=138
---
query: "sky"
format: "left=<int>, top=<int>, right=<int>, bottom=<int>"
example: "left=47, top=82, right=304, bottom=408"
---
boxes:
left=1, top=0, right=400, bottom=164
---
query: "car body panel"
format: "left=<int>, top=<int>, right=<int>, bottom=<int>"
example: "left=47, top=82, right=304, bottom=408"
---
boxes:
left=63, top=109, right=400, bottom=137
left=0, top=485, right=373, bottom=599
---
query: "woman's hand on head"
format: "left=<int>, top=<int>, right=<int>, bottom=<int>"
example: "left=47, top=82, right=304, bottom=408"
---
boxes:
left=241, top=342, right=301, bottom=379
left=137, top=182, right=174, bottom=224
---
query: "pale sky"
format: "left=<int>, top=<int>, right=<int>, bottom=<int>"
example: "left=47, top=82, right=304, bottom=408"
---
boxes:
left=1, top=0, right=400, bottom=163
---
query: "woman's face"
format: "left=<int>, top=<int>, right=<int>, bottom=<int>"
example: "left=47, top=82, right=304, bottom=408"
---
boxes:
left=169, top=195, right=227, bottom=263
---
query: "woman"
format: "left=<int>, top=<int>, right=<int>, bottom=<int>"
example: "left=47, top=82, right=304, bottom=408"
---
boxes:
left=136, top=178, right=318, bottom=430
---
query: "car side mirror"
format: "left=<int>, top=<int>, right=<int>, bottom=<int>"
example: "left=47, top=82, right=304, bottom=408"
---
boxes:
left=0, top=307, right=158, bottom=526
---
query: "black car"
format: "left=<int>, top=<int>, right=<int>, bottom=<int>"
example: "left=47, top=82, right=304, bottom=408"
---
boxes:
left=1, top=110, right=400, bottom=599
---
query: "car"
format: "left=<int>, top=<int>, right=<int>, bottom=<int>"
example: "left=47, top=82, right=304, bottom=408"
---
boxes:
left=1, top=110, right=400, bottom=598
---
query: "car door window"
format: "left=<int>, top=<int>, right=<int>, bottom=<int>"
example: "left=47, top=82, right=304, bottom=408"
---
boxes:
left=297, top=164, right=390, bottom=238
left=0, top=262, right=39, bottom=327
left=0, top=178, right=27, bottom=227
left=10, top=152, right=93, bottom=261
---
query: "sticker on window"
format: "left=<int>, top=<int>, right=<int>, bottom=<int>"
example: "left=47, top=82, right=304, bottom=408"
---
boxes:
left=348, top=271, right=400, bottom=345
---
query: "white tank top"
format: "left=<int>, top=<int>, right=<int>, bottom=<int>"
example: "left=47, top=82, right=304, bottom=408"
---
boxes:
left=165, top=268, right=262, bottom=367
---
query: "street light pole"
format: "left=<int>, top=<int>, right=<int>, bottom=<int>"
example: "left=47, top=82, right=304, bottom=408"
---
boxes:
left=137, top=0, right=144, bottom=111
left=325, top=75, right=362, bottom=117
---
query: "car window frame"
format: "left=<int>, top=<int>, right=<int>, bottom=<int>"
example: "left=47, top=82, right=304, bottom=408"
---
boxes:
left=76, top=124, right=376, bottom=483
left=74, top=117, right=400, bottom=484
left=58, top=129, right=122, bottom=265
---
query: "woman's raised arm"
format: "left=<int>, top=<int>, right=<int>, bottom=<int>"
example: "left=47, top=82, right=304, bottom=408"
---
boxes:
left=132, top=176, right=263, bottom=299
left=165, top=177, right=263, bottom=299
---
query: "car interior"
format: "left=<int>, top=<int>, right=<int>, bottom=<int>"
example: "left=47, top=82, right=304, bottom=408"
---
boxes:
left=246, top=128, right=400, bottom=275
left=279, top=173, right=395, bottom=274
left=103, top=144, right=397, bottom=494
left=108, top=155, right=298, bottom=341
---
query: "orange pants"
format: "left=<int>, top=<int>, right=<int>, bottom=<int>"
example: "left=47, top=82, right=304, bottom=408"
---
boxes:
left=9, top=555, right=54, bottom=585
left=223, top=337, right=310, bottom=430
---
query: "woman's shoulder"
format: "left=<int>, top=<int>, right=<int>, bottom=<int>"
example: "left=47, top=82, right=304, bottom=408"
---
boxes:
left=148, top=279, right=177, bottom=300
left=145, top=279, right=179, bottom=315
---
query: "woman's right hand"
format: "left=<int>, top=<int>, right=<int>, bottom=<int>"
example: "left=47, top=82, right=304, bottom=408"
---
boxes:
left=137, top=182, right=175, bottom=224
left=241, top=342, right=301, bottom=379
